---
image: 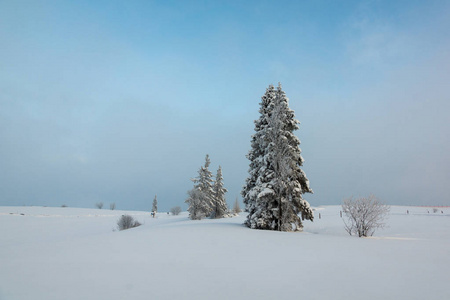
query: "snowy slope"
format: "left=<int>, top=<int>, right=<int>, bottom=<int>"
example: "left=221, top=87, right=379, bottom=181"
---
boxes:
left=1, top=206, right=449, bottom=300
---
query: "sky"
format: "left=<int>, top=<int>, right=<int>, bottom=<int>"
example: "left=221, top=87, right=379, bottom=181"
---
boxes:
left=1, top=0, right=449, bottom=211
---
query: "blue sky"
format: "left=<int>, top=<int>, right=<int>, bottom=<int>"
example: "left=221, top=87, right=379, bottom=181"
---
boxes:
left=1, top=0, right=449, bottom=210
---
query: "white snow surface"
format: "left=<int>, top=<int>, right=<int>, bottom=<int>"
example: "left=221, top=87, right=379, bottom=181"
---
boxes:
left=1, top=205, right=449, bottom=300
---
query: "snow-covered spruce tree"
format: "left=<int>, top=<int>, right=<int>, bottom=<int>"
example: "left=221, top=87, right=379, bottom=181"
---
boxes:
left=186, top=154, right=214, bottom=220
left=211, top=166, right=228, bottom=219
left=241, top=84, right=276, bottom=219
left=242, top=83, right=313, bottom=231
left=185, top=188, right=210, bottom=220
left=152, top=195, right=158, bottom=213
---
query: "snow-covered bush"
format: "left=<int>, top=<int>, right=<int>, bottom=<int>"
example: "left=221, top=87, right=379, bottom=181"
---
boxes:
left=342, top=195, right=389, bottom=237
left=117, top=215, right=141, bottom=231
left=185, top=188, right=211, bottom=220
left=170, top=206, right=182, bottom=215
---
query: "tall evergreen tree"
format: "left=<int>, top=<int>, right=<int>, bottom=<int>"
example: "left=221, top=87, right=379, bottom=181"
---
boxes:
left=241, top=84, right=276, bottom=217
left=242, top=83, right=313, bottom=231
left=152, top=195, right=158, bottom=213
left=211, top=166, right=228, bottom=219
left=186, top=154, right=214, bottom=219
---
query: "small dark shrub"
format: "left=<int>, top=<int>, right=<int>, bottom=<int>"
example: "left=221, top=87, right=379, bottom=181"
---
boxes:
left=117, top=215, right=141, bottom=231
left=170, top=206, right=182, bottom=215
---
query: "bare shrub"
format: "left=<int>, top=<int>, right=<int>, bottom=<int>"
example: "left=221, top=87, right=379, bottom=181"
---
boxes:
left=342, top=195, right=390, bottom=237
left=96, top=202, right=104, bottom=209
left=433, top=208, right=439, bottom=213
left=110, top=203, right=116, bottom=210
left=117, top=215, right=141, bottom=231
left=170, top=206, right=182, bottom=215
left=61, top=204, right=68, bottom=208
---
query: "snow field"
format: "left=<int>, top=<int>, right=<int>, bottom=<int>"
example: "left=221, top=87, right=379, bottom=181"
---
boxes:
left=1, top=205, right=449, bottom=300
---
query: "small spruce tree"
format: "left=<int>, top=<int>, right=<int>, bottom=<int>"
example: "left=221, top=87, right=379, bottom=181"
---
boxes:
left=186, top=154, right=215, bottom=220
left=232, top=197, right=242, bottom=214
left=152, top=195, right=158, bottom=213
left=211, top=166, right=228, bottom=219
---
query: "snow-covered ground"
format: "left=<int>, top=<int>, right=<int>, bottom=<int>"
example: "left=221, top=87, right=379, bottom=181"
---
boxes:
left=1, top=205, right=449, bottom=300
